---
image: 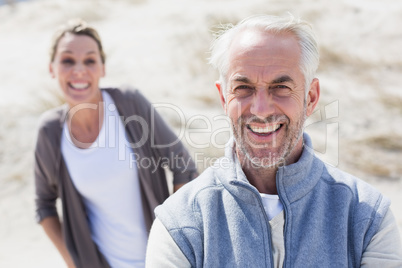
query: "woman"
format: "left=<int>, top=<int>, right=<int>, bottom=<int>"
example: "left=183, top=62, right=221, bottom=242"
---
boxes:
left=34, top=19, right=197, bottom=268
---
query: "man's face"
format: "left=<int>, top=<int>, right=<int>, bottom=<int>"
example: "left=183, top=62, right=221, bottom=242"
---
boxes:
left=217, top=30, right=319, bottom=168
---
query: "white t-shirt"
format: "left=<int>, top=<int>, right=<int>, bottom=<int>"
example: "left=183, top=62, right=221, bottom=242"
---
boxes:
left=259, top=193, right=283, bottom=221
left=61, top=91, right=147, bottom=268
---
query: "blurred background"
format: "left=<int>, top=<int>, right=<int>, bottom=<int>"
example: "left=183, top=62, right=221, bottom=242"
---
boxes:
left=0, top=0, right=401, bottom=266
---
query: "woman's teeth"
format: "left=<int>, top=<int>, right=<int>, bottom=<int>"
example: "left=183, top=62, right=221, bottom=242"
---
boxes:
left=70, top=82, right=89, bottom=89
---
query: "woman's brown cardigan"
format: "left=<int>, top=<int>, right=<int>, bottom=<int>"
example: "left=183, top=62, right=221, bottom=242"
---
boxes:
left=34, top=87, right=197, bottom=267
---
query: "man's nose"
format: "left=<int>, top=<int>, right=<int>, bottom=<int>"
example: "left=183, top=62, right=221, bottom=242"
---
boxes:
left=249, top=89, right=275, bottom=119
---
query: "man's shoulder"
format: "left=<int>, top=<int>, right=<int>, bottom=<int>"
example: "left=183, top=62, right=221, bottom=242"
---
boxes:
left=321, top=162, right=390, bottom=215
left=322, top=163, right=378, bottom=193
left=167, top=165, right=222, bottom=203
left=155, top=161, right=228, bottom=220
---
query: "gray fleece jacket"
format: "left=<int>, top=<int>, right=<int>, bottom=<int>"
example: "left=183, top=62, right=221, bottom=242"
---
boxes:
left=155, top=133, right=390, bottom=267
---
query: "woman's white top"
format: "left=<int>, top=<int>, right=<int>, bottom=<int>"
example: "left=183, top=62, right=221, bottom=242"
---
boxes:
left=61, top=91, right=147, bottom=268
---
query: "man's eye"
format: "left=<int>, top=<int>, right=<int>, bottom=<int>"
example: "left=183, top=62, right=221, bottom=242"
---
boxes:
left=271, top=85, right=291, bottom=97
left=234, top=85, right=254, bottom=97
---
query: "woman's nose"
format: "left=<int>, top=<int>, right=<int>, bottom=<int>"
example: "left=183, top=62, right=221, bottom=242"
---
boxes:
left=72, top=63, right=86, bottom=77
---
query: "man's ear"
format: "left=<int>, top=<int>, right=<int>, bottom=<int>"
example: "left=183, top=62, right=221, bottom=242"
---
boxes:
left=306, top=78, right=320, bottom=116
left=216, top=81, right=226, bottom=112
left=49, top=63, right=55, bottom=78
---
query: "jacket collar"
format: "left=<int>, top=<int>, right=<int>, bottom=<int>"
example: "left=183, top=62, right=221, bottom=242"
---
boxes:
left=215, top=133, right=324, bottom=204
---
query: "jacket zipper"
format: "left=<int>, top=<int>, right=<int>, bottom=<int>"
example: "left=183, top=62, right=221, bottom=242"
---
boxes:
left=276, top=168, right=288, bottom=268
left=231, top=182, right=275, bottom=268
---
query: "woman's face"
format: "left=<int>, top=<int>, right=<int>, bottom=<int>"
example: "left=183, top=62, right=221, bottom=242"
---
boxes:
left=50, top=33, right=105, bottom=106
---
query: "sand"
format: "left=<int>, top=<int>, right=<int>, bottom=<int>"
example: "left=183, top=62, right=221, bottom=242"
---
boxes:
left=0, top=0, right=401, bottom=266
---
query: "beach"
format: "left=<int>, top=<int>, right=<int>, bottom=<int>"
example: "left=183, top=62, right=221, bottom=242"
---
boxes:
left=0, top=0, right=401, bottom=266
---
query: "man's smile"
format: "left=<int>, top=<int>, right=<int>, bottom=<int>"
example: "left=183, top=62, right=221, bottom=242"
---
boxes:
left=247, top=123, right=282, bottom=136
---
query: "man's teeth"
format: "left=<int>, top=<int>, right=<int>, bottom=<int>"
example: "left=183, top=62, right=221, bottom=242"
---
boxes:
left=70, top=83, right=89, bottom=89
left=249, top=124, right=280, bottom=134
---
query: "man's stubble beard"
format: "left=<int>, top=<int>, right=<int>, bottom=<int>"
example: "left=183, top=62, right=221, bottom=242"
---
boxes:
left=232, top=105, right=307, bottom=169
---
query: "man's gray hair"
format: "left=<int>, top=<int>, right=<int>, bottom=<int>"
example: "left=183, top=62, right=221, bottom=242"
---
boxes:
left=209, top=14, right=319, bottom=97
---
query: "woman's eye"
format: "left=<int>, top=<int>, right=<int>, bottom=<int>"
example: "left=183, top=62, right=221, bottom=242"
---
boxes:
left=61, top=59, right=74, bottom=65
left=84, top=59, right=96, bottom=65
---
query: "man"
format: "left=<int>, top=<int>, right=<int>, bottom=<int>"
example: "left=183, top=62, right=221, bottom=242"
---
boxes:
left=146, top=15, right=402, bottom=267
